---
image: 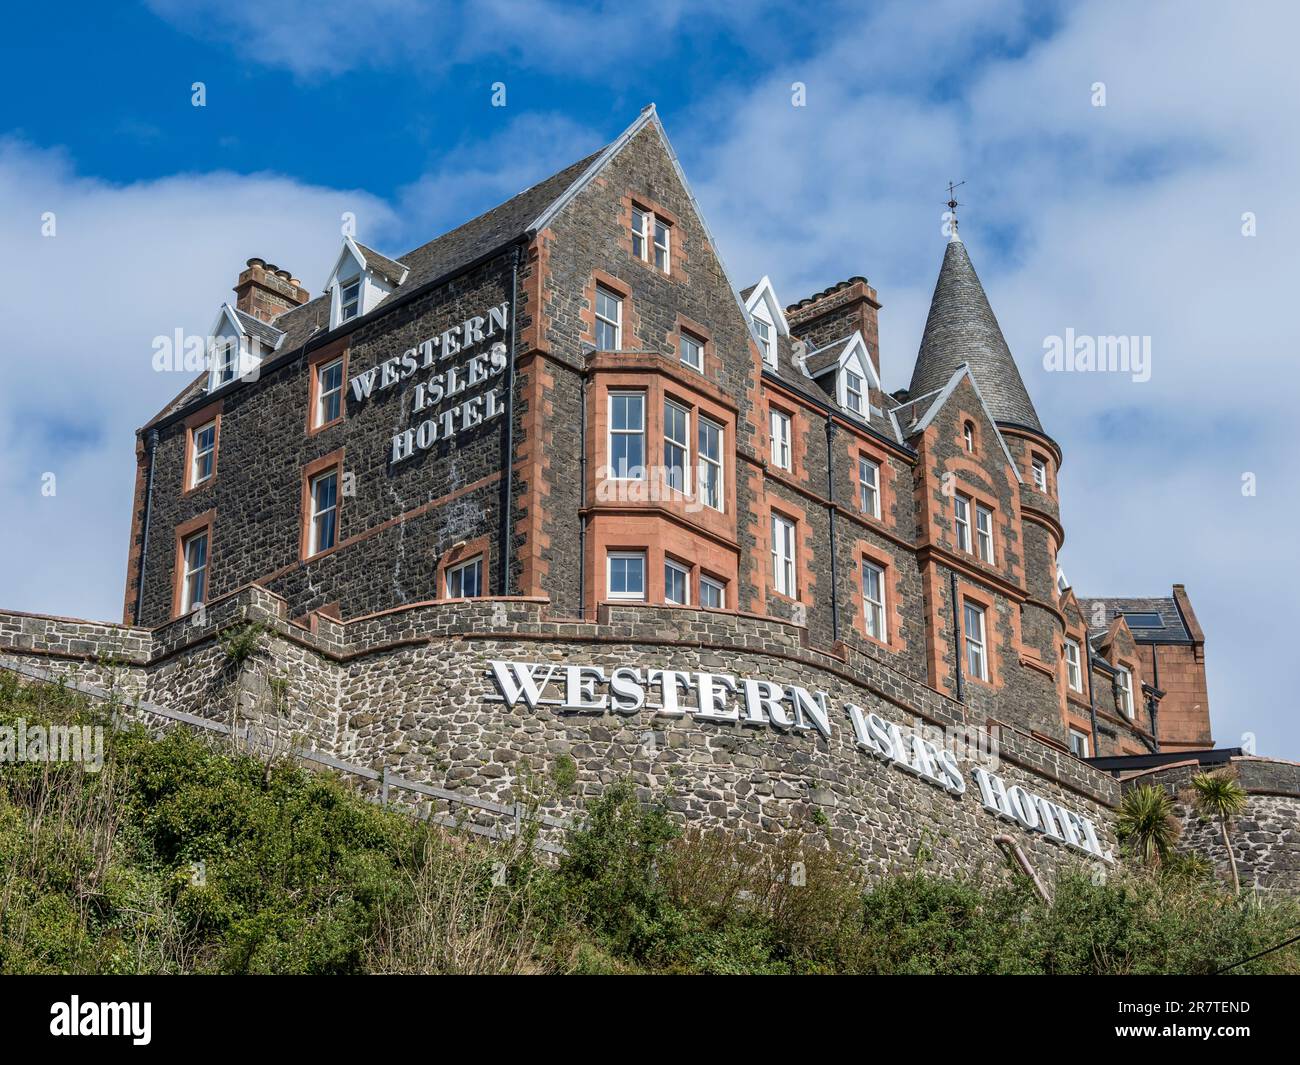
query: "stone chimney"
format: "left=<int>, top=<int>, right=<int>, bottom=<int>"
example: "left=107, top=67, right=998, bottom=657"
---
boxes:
left=786, top=276, right=882, bottom=377
left=233, top=257, right=310, bottom=323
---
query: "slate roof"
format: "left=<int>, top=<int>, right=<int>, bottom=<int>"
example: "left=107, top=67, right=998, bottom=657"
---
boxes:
left=353, top=242, right=408, bottom=286
left=803, top=338, right=848, bottom=377
left=273, top=149, right=603, bottom=355
left=231, top=307, right=284, bottom=352
left=1077, top=596, right=1192, bottom=644
left=152, top=149, right=605, bottom=424
left=908, top=237, right=1044, bottom=434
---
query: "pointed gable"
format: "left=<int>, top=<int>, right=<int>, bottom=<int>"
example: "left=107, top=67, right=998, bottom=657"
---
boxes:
left=1060, top=586, right=1084, bottom=626
left=1096, top=613, right=1137, bottom=664
left=908, top=364, right=1023, bottom=481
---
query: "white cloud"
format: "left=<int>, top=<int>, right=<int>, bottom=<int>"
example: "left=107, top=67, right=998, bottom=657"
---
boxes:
left=678, top=0, right=1300, bottom=756
left=0, top=138, right=398, bottom=622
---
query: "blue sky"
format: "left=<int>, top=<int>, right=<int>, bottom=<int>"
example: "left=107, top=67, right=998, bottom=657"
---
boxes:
left=1, top=1, right=1296, bottom=757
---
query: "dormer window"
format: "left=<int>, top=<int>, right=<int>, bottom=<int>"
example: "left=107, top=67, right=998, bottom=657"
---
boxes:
left=744, top=276, right=787, bottom=369
left=211, top=338, right=238, bottom=390
left=325, top=238, right=408, bottom=330
left=206, top=304, right=284, bottom=394
left=844, top=370, right=864, bottom=415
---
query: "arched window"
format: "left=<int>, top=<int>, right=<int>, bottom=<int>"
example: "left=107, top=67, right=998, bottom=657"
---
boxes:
left=963, top=420, right=976, bottom=453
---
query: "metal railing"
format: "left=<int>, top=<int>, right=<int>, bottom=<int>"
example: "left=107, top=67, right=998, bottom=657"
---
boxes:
left=0, top=655, right=570, bottom=855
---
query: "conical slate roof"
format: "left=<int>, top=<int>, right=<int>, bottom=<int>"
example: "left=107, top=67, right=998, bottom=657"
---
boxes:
left=908, top=236, right=1043, bottom=433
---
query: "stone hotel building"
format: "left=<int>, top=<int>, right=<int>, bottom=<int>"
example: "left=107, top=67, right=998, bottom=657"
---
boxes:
left=124, top=104, right=1207, bottom=761
left=5, top=106, right=1295, bottom=890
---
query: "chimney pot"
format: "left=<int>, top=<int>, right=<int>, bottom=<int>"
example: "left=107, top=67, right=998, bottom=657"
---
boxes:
left=786, top=276, right=882, bottom=378
left=233, top=257, right=309, bottom=323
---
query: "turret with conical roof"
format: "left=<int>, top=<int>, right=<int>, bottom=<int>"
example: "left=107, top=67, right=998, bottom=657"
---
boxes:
left=908, top=232, right=1044, bottom=435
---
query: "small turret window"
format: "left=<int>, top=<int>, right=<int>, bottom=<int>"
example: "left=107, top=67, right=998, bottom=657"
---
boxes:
left=1032, top=455, right=1048, bottom=492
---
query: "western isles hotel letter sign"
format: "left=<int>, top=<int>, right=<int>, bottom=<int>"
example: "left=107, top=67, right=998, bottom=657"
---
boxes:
left=347, top=300, right=511, bottom=464
left=486, top=660, right=1115, bottom=863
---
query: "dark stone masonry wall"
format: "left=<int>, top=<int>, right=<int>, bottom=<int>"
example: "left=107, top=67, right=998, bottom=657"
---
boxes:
left=1128, top=759, right=1300, bottom=896
left=3, top=588, right=1126, bottom=888
left=133, top=253, right=517, bottom=628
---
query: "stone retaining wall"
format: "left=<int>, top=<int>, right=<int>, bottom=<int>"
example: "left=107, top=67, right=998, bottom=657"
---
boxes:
left=2, top=585, right=1134, bottom=888
left=1126, top=758, right=1300, bottom=896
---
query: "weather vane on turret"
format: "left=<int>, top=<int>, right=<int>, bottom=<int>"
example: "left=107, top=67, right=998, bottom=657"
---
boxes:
left=945, top=180, right=965, bottom=242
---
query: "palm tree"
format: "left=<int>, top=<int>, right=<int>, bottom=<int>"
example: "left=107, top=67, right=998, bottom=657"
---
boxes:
left=1189, top=770, right=1248, bottom=893
left=1117, top=785, right=1181, bottom=868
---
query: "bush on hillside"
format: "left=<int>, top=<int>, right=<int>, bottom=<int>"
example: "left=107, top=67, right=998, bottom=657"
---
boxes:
left=2, top=672, right=1298, bottom=975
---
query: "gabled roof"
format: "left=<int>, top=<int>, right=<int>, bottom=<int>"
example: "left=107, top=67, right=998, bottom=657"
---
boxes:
left=907, top=363, right=1023, bottom=482
left=802, top=332, right=878, bottom=389
left=148, top=144, right=606, bottom=426
left=264, top=148, right=603, bottom=357
left=1096, top=613, right=1137, bottom=659
left=230, top=306, right=285, bottom=352
left=742, top=276, right=791, bottom=336
left=908, top=234, right=1044, bottom=434
left=209, top=303, right=285, bottom=353
left=353, top=242, right=409, bottom=286
left=528, top=103, right=756, bottom=343
left=151, top=103, right=765, bottom=431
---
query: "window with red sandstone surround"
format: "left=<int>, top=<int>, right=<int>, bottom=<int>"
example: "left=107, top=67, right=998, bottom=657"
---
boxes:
left=180, top=529, right=208, bottom=613
left=770, top=408, right=791, bottom=471
left=607, top=551, right=646, bottom=600
left=446, top=555, right=483, bottom=598
left=308, top=469, right=339, bottom=557
left=1065, top=638, right=1083, bottom=692
left=189, top=421, right=216, bottom=488
left=700, top=574, right=725, bottom=609
left=314, top=357, right=344, bottom=428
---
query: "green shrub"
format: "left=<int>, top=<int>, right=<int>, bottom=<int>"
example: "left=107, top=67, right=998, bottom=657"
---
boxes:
left=3, top=676, right=1299, bottom=975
